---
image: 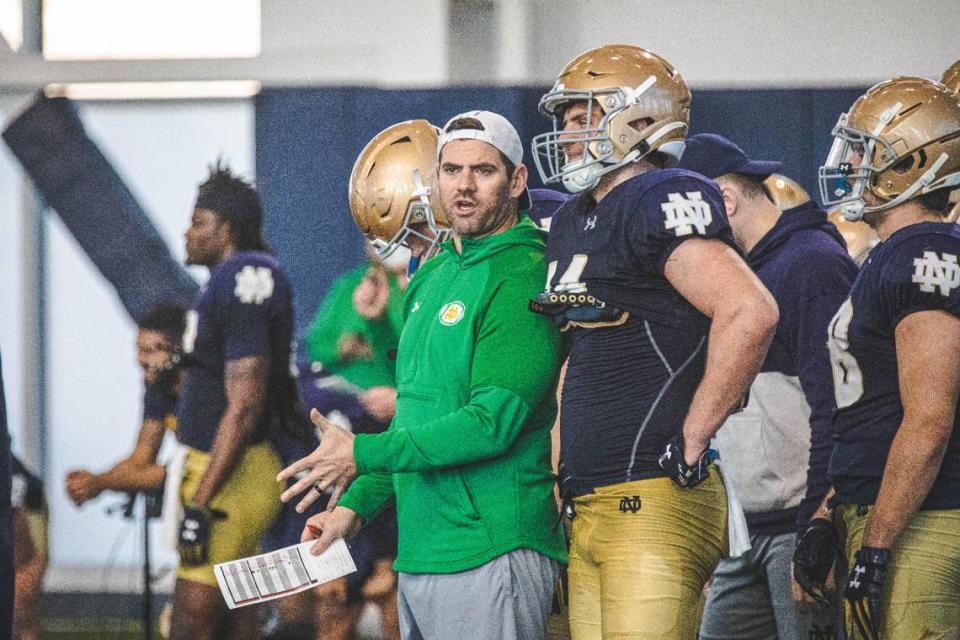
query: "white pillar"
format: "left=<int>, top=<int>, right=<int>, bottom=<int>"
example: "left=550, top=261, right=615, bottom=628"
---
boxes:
left=495, top=0, right=531, bottom=84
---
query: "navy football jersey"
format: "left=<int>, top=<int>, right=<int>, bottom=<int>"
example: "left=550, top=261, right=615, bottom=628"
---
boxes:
left=176, top=251, right=294, bottom=452
left=143, top=383, right=178, bottom=431
left=828, top=222, right=960, bottom=509
left=543, top=169, right=735, bottom=494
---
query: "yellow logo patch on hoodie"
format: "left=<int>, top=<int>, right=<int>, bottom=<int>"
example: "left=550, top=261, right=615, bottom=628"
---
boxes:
left=438, top=301, right=465, bottom=326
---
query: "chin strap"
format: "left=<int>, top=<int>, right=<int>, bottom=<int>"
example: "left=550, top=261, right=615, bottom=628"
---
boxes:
left=861, top=152, right=951, bottom=217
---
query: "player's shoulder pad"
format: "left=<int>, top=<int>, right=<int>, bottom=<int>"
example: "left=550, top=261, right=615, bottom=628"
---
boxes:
left=879, top=223, right=960, bottom=297
left=620, top=168, right=725, bottom=235
left=214, top=250, right=286, bottom=305
left=634, top=168, right=722, bottom=201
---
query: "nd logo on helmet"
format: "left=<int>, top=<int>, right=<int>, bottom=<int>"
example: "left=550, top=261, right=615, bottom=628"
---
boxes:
left=439, top=301, right=465, bottom=326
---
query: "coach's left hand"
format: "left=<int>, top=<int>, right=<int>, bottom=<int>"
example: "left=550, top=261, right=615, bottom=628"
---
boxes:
left=277, top=408, right=357, bottom=513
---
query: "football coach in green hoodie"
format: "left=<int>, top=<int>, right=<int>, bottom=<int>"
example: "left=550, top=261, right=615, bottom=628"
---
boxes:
left=279, top=111, right=567, bottom=640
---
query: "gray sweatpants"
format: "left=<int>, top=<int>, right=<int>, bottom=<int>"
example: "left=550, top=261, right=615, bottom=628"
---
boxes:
left=397, top=548, right=560, bottom=640
left=699, top=532, right=842, bottom=640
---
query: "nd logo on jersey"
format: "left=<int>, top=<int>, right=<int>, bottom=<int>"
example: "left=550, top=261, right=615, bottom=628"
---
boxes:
left=438, top=301, right=466, bottom=326
left=912, top=251, right=960, bottom=297
left=234, top=266, right=275, bottom=304
left=661, top=191, right=712, bottom=237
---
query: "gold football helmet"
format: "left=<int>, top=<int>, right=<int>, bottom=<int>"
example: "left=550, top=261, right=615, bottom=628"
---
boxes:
left=532, top=44, right=691, bottom=193
left=819, top=76, right=960, bottom=221
left=828, top=208, right=879, bottom=266
left=349, top=119, right=448, bottom=260
left=942, top=60, right=960, bottom=96
left=941, top=61, right=960, bottom=222
left=763, top=174, right=811, bottom=211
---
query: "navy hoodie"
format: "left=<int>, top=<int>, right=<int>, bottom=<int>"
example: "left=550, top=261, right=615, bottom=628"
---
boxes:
left=712, top=201, right=858, bottom=538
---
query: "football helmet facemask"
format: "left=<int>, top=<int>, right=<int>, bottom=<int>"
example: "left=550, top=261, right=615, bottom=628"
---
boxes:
left=763, top=174, right=811, bottom=211
left=942, top=59, right=960, bottom=96
left=532, top=44, right=691, bottom=193
left=819, top=76, right=960, bottom=221
left=349, top=120, right=449, bottom=261
left=941, top=61, right=960, bottom=222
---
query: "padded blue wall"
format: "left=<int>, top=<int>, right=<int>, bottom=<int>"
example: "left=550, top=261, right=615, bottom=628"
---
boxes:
left=256, top=86, right=868, bottom=339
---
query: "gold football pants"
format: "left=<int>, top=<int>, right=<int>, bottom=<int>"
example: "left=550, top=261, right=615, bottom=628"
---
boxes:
left=841, top=504, right=960, bottom=639
left=568, top=474, right=728, bottom=640
left=176, top=442, right=283, bottom=587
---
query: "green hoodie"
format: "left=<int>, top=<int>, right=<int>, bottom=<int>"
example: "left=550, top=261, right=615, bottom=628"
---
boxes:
left=339, top=217, right=567, bottom=574
left=304, top=263, right=404, bottom=390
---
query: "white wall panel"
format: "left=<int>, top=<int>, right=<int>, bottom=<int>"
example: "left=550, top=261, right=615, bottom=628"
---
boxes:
left=525, top=0, right=956, bottom=88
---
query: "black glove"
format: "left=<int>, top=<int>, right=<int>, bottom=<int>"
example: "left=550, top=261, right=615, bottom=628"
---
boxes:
left=178, top=503, right=227, bottom=567
left=844, top=546, right=890, bottom=640
left=657, top=434, right=716, bottom=489
left=556, top=464, right=575, bottom=520
left=793, top=517, right=839, bottom=605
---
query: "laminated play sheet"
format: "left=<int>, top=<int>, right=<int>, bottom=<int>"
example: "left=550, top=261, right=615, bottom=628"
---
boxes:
left=215, top=538, right=356, bottom=609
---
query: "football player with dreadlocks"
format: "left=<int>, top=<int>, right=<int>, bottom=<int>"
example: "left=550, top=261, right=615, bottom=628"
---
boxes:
left=529, top=45, right=778, bottom=639
left=170, top=163, right=296, bottom=640
left=793, top=76, right=960, bottom=639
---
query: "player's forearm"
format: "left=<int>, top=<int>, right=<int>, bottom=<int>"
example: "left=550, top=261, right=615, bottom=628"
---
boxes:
left=798, top=439, right=833, bottom=536
left=192, top=356, right=269, bottom=506
left=97, top=459, right=166, bottom=493
left=97, top=429, right=167, bottom=493
left=190, top=404, right=260, bottom=507
left=862, top=418, right=950, bottom=548
left=683, top=300, right=777, bottom=452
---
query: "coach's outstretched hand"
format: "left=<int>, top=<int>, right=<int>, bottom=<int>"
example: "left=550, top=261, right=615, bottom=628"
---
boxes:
left=278, top=408, right=358, bottom=514
left=301, top=506, right=362, bottom=556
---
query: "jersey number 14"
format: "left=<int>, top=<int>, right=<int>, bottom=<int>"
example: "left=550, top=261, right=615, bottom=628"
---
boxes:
left=546, top=254, right=589, bottom=293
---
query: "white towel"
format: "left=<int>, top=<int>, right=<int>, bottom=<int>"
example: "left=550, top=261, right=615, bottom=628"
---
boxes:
left=716, top=459, right=751, bottom=558
left=161, top=443, right=189, bottom=552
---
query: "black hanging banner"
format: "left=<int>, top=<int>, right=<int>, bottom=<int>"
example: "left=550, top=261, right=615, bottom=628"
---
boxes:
left=2, top=93, right=197, bottom=320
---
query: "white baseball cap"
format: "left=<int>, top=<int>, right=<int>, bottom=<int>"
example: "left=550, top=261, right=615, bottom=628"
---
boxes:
left=438, top=110, right=530, bottom=209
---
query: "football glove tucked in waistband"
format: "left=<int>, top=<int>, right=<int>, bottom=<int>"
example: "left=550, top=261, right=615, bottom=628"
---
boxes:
left=529, top=291, right=626, bottom=327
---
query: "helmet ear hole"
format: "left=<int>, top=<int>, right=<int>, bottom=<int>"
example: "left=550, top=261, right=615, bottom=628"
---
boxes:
left=629, top=117, right=654, bottom=132
left=892, top=156, right=915, bottom=174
